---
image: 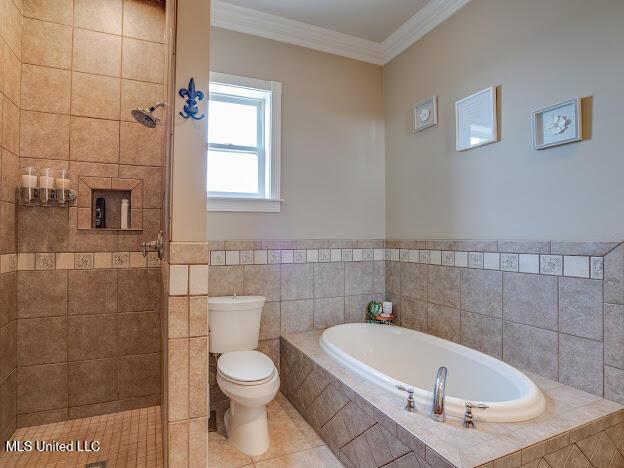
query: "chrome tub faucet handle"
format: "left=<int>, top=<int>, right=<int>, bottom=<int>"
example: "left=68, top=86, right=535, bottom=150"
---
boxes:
left=396, top=385, right=416, bottom=413
left=463, top=402, right=489, bottom=428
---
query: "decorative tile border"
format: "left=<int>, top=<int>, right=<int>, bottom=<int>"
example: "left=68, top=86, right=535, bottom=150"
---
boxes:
left=386, top=248, right=603, bottom=279
left=14, top=252, right=161, bottom=270
left=204, top=248, right=386, bottom=266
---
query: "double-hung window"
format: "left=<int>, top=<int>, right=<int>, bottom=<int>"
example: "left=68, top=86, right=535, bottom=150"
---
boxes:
left=207, top=72, right=282, bottom=212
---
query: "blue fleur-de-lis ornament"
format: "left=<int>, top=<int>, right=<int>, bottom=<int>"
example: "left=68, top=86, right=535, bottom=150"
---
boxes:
left=179, top=78, right=205, bottom=120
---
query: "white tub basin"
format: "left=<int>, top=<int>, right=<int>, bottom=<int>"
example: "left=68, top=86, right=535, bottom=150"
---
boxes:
left=319, top=323, right=545, bottom=422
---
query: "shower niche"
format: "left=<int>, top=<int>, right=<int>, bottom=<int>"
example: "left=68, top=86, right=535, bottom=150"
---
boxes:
left=78, top=176, right=144, bottom=231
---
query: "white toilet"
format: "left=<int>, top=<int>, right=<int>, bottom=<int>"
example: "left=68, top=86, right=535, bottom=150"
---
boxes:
left=208, top=295, right=280, bottom=456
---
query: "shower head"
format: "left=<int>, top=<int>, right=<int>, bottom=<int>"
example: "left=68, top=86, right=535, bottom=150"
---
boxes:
left=131, top=101, right=166, bottom=128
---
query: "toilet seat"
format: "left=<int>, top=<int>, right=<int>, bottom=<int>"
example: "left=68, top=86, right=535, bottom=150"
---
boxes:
left=217, top=350, right=276, bottom=386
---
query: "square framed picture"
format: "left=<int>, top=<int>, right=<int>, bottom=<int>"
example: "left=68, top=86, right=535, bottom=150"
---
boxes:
left=413, top=96, right=437, bottom=132
left=532, top=98, right=582, bottom=150
left=455, top=86, right=497, bottom=151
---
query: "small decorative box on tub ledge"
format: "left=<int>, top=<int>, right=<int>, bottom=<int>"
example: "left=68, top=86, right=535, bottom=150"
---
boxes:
left=280, top=328, right=624, bottom=467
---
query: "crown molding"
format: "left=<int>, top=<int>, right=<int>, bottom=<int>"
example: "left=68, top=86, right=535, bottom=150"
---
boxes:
left=210, top=0, right=470, bottom=66
left=211, top=0, right=385, bottom=65
left=382, top=0, right=471, bottom=63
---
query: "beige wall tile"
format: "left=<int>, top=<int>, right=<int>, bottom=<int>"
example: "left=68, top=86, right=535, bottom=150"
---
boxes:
left=70, top=116, right=119, bottom=163
left=168, top=420, right=189, bottom=468
left=24, top=0, right=73, bottom=25
left=17, top=270, right=67, bottom=318
left=74, top=0, right=122, bottom=35
left=68, top=314, right=117, bottom=361
left=122, top=37, right=164, bottom=83
left=119, top=164, right=162, bottom=208
left=168, top=338, right=188, bottom=421
left=3, top=43, right=21, bottom=105
left=168, top=296, right=188, bottom=339
left=119, top=121, right=163, bottom=166
left=117, top=311, right=160, bottom=355
left=117, top=268, right=160, bottom=312
left=72, top=28, right=122, bottom=77
left=67, top=270, right=117, bottom=315
left=189, top=418, right=208, bottom=467
left=189, top=295, right=207, bottom=337
left=94, top=252, right=112, bottom=269
left=123, top=0, right=166, bottom=43
left=189, top=336, right=207, bottom=418
left=120, top=79, right=164, bottom=122
left=2, top=98, right=19, bottom=154
left=3, top=0, right=23, bottom=59
left=0, top=321, right=16, bottom=381
left=71, top=72, right=121, bottom=120
left=68, top=358, right=118, bottom=406
left=129, top=251, right=146, bottom=268
left=17, top=363, right=68, bottom=413
left=20, top=111, right=70, bottom=159
left=21, top=64, right=71, bottom=114
left=118, top=353, right=160, bottom=398
left=0, top=149, right=18, bottom=203
left=22, top=18, right=72, bottom=69
left=0, top=202, right=16, bottom=254
left=55, top=253, right=75, bottom=269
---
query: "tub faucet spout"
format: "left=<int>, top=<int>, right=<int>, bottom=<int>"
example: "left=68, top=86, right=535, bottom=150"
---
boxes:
left=432, top=367, right=447, bottom=422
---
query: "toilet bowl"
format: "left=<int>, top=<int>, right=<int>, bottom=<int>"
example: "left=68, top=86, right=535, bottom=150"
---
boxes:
left=208, top=296, right=278, bottom=456
left=216, top=350, right=280, bottom=456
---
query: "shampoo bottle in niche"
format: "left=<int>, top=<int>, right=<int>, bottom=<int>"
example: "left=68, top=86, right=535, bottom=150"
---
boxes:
left=95, top=197, right=106, bottom=228
left=121, top=199, right=130, bottom=230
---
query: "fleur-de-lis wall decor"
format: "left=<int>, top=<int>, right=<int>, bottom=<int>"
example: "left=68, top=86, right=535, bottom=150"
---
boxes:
left=179, top=78, right=205, bottom=120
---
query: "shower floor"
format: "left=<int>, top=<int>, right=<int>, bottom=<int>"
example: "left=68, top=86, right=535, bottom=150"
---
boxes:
left=0, top=406, right=163, bottom=468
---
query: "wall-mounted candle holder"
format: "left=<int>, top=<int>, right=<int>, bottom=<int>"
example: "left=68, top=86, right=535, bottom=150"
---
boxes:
left=20, top=167, right=77, bottom=207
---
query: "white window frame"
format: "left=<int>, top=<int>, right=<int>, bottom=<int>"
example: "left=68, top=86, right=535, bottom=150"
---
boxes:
left=207, top=72, right=283, bottom=212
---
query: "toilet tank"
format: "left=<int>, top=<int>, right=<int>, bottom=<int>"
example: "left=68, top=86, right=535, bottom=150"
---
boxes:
left=208, top=296, right=266, bottom=353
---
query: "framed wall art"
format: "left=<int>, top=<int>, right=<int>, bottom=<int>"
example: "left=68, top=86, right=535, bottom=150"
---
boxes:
left=455, top=86, right=497, bottom=151
left=532, top=98, right=582, bottom=150
left=413, top=96, right=437, bottom=132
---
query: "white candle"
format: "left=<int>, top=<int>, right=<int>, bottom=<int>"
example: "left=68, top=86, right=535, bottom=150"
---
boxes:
left=56, top=178, right=71, bottom=190
left=39, top=176, right=55, bottom=189
left=21, top=174, right=37, bottom=188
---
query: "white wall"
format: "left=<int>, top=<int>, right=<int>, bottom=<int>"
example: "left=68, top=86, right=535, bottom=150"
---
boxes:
left=384, top=0, right=624, bottom=241
left=207, top=28, right=386, bottom=240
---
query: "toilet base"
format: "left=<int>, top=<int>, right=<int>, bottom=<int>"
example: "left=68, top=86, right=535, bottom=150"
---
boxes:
left=224, top=401, right=270, bottom=456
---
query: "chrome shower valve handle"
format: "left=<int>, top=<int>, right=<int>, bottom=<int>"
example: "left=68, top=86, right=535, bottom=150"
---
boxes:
left=396, top=385, right=416, bottom=412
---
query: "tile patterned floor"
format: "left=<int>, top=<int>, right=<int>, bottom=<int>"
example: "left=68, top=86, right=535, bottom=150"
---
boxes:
left=0, top=406, right=163, bottom=467
left=208, top=393, right=343, bottom=468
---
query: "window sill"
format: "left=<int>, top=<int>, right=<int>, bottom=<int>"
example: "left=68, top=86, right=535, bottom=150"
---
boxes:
left=206, top=197, right=284, bottom=212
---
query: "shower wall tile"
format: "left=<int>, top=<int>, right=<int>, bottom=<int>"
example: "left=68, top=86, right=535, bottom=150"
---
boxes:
left=117, top=311, right=160, bottom=355
left=67, top=314, right=117, bottom=361
left=119, top=121, right=164, bottom=166
left=117, top=268, right=160, bottom=312
left=72, top=29, right=122, bottom=77
left=3, top=0, right=22, bottom=59
left=123, top=0, right=167, bottom=43
left=21, top=18, right=72, bottom=69
left=74, top=0, right=123, bottom=35
left=118, top=353, right=160, bottom=399
left=120, top=79, right=164, bottom=123
left=17, top=270, right=67, bottom=318
left=23, top=0, right=73, bottom=25
left=0, top=322, right=16, bottom=381
left=17, top=316, right=67, bottom=366
left=0, top=273, right=17, bottom=327
left=68, top=358, right=118, bottom=406
left=17, top=363, right=68, bottom=413
left=21, top=64, right=70, bottom=114
left=0, top=150, right=19, bottom=204
left=69, top=116, right=120, bottom=163
left=2, top=98, right=19, bottom=154
left=67, top=269, right=117, bottom=315
left=3, top=46, right=21, bottom=105
left=70, top=72, right=121, bottom=120
left=20, top=111, right=70, bottom=160
left=122, top=38, right=165, bottom=83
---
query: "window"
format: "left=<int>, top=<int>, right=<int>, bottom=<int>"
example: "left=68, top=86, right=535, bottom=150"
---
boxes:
left=207, top=72, right=282, bottom=212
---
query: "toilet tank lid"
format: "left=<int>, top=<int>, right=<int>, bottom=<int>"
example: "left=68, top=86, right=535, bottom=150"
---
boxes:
left=208, top=295, right=266, bottom=311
